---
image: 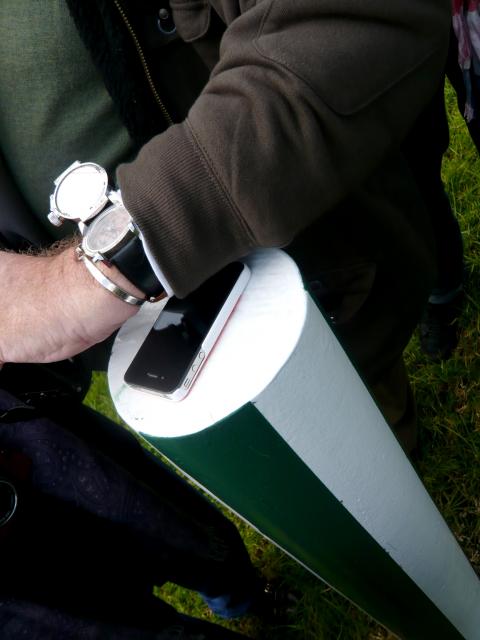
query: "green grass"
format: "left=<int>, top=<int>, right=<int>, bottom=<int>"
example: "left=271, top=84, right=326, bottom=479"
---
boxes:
left=84, top=82, right=479, bottom=639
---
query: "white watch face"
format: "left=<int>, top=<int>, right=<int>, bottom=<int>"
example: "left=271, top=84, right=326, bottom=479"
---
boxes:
left=54, top=162, right=108, bottom=221
left=83, top=203, right=132, bottom=256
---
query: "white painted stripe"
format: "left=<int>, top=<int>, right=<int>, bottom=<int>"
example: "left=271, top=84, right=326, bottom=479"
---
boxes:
left=254, top=293, right=480, bottom=640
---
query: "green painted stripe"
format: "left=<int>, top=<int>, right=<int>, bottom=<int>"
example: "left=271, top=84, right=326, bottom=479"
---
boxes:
left=143, top=403, right=463, bottom=640
left=253, top=292, right=480, bottom=638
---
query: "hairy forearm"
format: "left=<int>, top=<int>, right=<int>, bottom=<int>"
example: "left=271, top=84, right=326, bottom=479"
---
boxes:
left=0, top=244, right=142, bottom=364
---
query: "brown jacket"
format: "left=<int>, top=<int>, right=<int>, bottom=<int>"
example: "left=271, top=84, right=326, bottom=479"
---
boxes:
left=116, top=0, right=450, bottom=382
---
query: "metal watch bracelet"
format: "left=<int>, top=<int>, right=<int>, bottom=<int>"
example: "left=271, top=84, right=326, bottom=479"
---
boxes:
left=78, top=252, right=146, bottom=306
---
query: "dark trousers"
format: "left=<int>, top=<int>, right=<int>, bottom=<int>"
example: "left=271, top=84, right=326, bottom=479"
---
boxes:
left=0, top=387, right=254, bottom=639
left=403, top=60, right=465, bottom=295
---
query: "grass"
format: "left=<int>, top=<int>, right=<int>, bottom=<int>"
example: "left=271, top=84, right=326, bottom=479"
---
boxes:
left=84, top=82, right=479, bottom=639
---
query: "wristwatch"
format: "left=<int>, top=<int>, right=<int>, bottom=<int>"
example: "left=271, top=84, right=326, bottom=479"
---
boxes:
left=48, top=161, right=164, bottom=301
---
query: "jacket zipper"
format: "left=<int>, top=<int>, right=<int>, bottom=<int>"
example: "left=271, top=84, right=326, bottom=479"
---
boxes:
left=113, top=0, right=174, bottom=127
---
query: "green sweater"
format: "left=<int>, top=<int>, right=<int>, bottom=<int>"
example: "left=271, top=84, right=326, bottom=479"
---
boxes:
left=0, top=0, right=133, bottom=238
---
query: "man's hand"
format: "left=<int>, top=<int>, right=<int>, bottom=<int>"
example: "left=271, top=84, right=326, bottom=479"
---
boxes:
left=0, top=246, right=143, bottom=365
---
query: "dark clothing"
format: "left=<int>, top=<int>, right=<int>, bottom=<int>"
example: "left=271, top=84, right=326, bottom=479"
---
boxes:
left=403, top=78, right=465, bottom=296
left=0, top=2, right=451, bottom=445
left=66, top=1, right=448, bottom=306
left=66, top=0, right=450, bottom=447
left=0, top=388, right=254, bottom=638
left=0, top=599, right=247, bottom=640
left=403, top=25, right=477, bottom=299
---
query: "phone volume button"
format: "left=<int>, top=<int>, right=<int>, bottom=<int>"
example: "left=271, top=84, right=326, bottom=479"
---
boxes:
left=198, top=350, right=205, bottom=361
left=191, top=364, right=199, bottom=373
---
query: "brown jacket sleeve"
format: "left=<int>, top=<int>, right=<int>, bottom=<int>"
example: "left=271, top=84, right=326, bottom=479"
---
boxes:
left=117, top=0, right=450, bottom=297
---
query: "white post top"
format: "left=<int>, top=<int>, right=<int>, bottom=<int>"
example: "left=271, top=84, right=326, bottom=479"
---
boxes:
left=108, top=249, right=308, bottom=437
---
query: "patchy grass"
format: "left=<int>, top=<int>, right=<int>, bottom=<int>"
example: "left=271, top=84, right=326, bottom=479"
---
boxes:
left=84, top=82, right=479, bottom=639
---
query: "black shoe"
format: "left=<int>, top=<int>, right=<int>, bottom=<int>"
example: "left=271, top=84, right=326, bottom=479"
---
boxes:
left=419, top=291, right=465, bottom=361
left=247, top=580, right=299, bottom=624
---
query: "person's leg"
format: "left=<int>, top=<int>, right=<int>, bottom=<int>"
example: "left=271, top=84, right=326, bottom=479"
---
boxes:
left=305, top=274, right=421, bottom=454
left=367, top=358, right=417, bottom=454
left=412, top=160, right=465, bottom=361
left=402, top=77, right=465, bottom=360
left=404, top=79, right=465, bottom=295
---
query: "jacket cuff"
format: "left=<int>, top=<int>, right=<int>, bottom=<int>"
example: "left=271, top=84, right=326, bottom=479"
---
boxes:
left=117, top=121, right=254, bottom=298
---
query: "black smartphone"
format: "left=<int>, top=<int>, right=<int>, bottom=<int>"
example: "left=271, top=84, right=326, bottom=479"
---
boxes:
left=123, top=262, right=250, bottom=400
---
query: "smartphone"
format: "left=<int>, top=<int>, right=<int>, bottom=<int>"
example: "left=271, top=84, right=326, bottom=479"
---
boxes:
left=124, top=262, right=250, bottom=400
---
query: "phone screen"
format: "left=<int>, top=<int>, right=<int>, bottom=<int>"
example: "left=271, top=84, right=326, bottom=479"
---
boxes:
left=124, top=262, right=245, bottom=395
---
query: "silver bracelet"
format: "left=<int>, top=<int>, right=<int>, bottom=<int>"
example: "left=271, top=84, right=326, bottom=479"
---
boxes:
left=79, top=254, right=146, bottom=306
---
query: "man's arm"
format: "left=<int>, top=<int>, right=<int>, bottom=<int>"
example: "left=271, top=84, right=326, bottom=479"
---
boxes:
left=0, top=245, right=141, bottom=364
left=3, top=0, right=450, bottom=365
left=118, top=0, right=450, bottom=297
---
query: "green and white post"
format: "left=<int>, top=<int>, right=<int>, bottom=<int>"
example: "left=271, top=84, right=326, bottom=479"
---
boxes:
left=109, top=249, right=480, bottom=640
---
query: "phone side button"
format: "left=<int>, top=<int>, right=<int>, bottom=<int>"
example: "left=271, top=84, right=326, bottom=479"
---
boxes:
left=198, top=350, right=205, bottom=361
left=191, top=364, right=199, bottom=373
left=183, top=377, right=192, bottom=388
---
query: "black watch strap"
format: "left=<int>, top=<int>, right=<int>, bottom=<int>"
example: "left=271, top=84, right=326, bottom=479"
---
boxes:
left=110, top=235, right=164, bottom=298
